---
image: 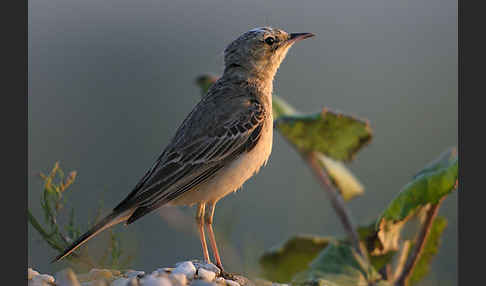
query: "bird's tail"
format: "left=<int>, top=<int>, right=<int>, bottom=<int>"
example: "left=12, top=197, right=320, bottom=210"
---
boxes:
left=51, top=209, right=133, bottom=263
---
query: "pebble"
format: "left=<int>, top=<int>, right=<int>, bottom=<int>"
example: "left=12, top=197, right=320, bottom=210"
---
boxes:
left=28, top=268, right=40, bottom=279
left=193, top=262, right=220, bottom=276
left=27, top=261, right=259, bottom=286
left=29, top=276, right=54, bottom=286
left=190, top=280, right=216, bottom=286
left=196, top=268, right=216, bottom=282
left=225, top=279, right=240, bottom=286
left=125, top=271, right=145, bottom=279
left=36, top=274, right=55, bottom=283
left=128, top=277, right=139, bottom=286
left=171, top=262, right=196, bottom=279
left=169, top=273, right=187, bottom=286
left=111, top=278, right=130, bottom=286
left=152, top=268, right=173, bottom=277
left=139, top=276, right=172, bottom=286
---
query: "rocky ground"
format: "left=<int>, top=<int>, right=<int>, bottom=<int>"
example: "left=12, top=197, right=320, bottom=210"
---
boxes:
left=28, top=261, right=286, bottom=286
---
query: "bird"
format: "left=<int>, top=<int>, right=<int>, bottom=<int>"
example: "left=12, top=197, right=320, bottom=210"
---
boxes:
left=52, top=27, right=314, bottom=271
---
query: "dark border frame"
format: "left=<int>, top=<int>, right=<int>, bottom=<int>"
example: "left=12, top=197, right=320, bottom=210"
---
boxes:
left=8, top=0, right=28, bottom=284
left=458, top=0, right=482, bottom=285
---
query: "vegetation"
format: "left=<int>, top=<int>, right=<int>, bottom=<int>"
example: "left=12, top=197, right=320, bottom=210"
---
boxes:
left=198, top=75, right=458, bottom=286
left=28, top=75, right=458, bottom=286
left=28, top=162, right=133, bottom=271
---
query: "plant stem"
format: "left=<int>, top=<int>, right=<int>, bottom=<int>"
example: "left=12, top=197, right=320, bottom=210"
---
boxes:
left=28, top=209, right=96, bottom=268
left=395, top=198, right=444, bottom=286
left=28, top=209, right=65, bottom=253
left=306, top=152, right=364, bottom=257
left=393, top=240, right=411, bottom=281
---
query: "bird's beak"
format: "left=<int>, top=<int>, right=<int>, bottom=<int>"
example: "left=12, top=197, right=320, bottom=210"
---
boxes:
left=288, top=33, right=315, bottom=44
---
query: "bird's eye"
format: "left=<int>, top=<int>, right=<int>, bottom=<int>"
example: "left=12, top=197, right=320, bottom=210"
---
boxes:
left=264, top=37, right=275, bottom=46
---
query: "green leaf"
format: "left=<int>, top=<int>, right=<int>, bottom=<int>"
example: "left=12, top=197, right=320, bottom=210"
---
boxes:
left=275, top=107, right=372, bottom=162
left=408, top=216, right=448, bottom=286
left=413, top=147, right=457, bottom=179
left=377, top=149, right=458, bottom=225
left=259, top=235, right=331, bottom=282
left=370, top=149, right=457, bottom=268
left=275, top=94, right=365, bottom=200
left=292, top=241, right=391, bottom=286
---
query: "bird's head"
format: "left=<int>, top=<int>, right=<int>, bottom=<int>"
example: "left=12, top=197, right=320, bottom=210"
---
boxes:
left=223, top=27, right=314, bottom=82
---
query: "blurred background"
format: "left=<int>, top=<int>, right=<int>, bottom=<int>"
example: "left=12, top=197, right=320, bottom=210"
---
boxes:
left=28, top=0, right=457, bottom=285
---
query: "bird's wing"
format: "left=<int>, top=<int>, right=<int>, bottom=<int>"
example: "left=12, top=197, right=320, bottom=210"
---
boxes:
left=114, top=94, right=266, bottom=223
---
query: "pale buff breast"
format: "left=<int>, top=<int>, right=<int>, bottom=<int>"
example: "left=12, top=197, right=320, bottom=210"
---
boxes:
left=168, top=117, right=273, bottom=206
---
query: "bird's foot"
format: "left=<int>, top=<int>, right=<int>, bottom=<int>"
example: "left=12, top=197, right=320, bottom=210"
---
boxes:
left=216, top=264, right=235, bottom=280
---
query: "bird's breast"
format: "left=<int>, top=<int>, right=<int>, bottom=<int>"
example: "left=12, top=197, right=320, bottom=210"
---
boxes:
left=169, top=117, right=273, bottom=206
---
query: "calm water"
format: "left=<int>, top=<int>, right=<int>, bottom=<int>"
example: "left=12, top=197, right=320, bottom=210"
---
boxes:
left=28, top=0, right=457, bottom=284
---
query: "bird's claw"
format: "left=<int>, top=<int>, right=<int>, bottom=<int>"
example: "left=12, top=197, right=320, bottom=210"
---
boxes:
left=216, top=264, right=234, bottom=279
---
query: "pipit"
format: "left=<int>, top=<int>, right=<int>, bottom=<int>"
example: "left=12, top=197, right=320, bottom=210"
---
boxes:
left=53, top=27, right=314, bottom=271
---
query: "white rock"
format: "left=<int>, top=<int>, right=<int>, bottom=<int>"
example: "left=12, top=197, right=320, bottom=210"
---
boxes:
left=169, top=273, right=187, bottom=286
left=225, top=280, right=240, bottom=286
left=85, top=281, right=109, bottom=286
left=190, top=281, right=216, bottom=286
left=37, top=274, right=55, bottom=283
left=197, top=268, right=216, bottom=282
left=29, top=277, right=50, bottom=286
left=153, top=268, right=173, bottom=276
left=128, top=277, right=139, bottom=286
left=171, top=262, right=196, bottom=279
left=111, top=278, right=130, bottom=286
left=140, top=275, right=172, bottom=286
left=193, top=263, right=220, bottom=276
left=28, top=268, right=40, bottom=279
left=126, top=271, right=145, bottom=279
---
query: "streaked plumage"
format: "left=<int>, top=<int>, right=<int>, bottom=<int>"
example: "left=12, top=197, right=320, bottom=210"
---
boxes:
left=53, top=27, right=314, bottom=271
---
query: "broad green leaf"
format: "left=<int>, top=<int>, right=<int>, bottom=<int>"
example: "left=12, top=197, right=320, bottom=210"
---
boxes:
left=275, top=107, right=372, bottom=162
left=377, top=150, right=458, bottom=225
left=371, top=149, right=457, bottom=269
left=292, top=241, right=392, bottom=286
left=408, top=216, right=448, bottom=286
left=274, top=95, right=365, bottom=200
left=259, top=235, right=330, bottom=282
left=413, top=147, right=457, bottom=179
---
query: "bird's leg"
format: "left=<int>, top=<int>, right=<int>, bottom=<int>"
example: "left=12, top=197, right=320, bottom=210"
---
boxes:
left=205, top=202, right=225, bottom=273
left=196, top=203, right=210, bottom=264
